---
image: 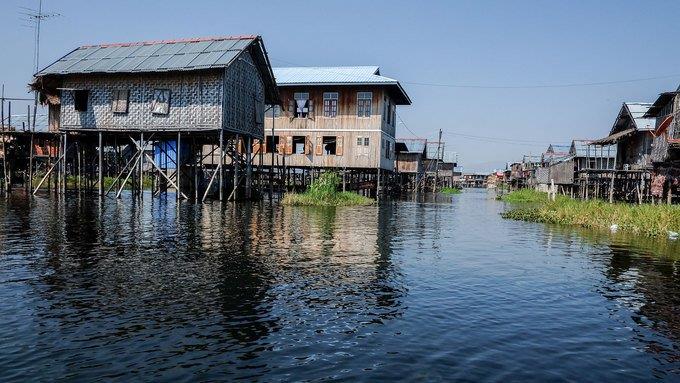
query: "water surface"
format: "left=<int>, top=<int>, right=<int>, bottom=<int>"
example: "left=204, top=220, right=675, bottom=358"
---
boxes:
left=1, top=189, right=680, bottom=381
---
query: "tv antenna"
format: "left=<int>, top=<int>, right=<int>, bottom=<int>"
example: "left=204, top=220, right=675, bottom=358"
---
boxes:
left=20, top=0, right=61, bottom=72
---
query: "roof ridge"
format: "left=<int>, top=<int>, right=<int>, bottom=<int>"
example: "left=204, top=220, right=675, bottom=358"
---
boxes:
left=81, top=35, right=258, bottom=49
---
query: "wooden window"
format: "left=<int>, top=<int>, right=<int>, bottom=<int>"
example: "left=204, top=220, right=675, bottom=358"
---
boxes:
left=73, top=90, right=89, bottom=112
left=323, top=92, right=338, bottom=118
left=357, top=92, right=372, bottom=117
left=322, top=136, right=337, bottom=155
left=111, top=89, right=129, bottom=114
left=293, top=92, right=310, bottom=118
left=293, top=136, right=306, bottom=154
left=336, top=136, right=344, bottom=156
left=285, top=136, right=293, bottom=155
left=385, top=140, right=392, bottom=159
left=265, top=135, right=280, bottom=153
left=151, top=89, right=171, bottom=115
left=357, top=137, right=363, bottom=146
left=364, top=137, right=369, bottom=146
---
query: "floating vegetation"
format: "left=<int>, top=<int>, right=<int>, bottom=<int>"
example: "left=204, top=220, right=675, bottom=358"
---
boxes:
left=440, top=187, right=462, bottom=195
left=501, top=190, right=680, bottom=238
left=281, top=172, right=374, bottom=206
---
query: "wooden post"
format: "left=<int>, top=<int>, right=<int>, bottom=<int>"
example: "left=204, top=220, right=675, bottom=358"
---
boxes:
left=668, top=179, right=673, bottom=205
left=98, top=132, right=103, bottom=196
left=608, top=171, right=615, bottom=204
left=28, top=132, right=34, bottom=191
left=176, top=131, right=181, bottom=202
left=246, top=135, right=252, bottom=199
left=219, top=130, right=224, bottom=202
left=233, top=134, right=240, bottom=200
left=139, top=132, right=144, bottom=198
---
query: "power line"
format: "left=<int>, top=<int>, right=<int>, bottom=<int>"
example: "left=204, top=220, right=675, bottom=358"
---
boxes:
left=269, top=57, right=680, bottom=90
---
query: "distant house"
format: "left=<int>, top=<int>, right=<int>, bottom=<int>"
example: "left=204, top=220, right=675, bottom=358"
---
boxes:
left=569, top=140, right=616, bottom=171
left=590, top=102, right=655, bottom=170
left=542, top=144, right=571, bottom=165
left=395, top=138, right=427, bottom=189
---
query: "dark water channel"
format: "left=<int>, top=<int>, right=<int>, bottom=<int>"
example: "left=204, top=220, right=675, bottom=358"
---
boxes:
left=1, top=189, right=680, bottom=382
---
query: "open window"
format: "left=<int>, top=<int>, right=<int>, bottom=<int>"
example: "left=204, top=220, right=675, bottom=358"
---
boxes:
left=74, top=90, right=89, bottom=112
left=266, top=135, right=280, bottom=153
left=293, top=136, right=306, bottom=154
left=151, top=89, right=171, bottom=115
left=323, top=136, right=337, bottom=155
left=293, top=92, right=311, bottom=118
left=112, top=89, right=129, bottom=114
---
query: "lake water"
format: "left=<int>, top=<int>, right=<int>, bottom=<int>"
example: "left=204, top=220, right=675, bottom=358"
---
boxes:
left=1, top=189, right=680, bottom=382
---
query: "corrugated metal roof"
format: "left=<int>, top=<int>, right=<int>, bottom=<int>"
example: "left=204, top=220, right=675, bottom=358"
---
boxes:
left=273, top=66, right=412, bottom=105
left=570, top=139, right=616, bottom=157
left=624, top=102, right=655, bottom=131
left=36, top=36, right=257, bottom=75
left=644, top=92, right=679, bottom=117
left=274, top=66, right=394, bottom=85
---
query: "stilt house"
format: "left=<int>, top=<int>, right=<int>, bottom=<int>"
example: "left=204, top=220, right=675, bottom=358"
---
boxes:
left=31, top=35, right=279, bottom=200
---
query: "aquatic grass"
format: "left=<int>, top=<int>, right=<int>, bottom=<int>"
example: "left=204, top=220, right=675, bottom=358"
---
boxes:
left=501, top=191, right=680, bottom=238
left=440, top=187, right=462, bottom=195
left=281, top=172, right=374, bottom=206
left=498, top=189, right=551, bottom=203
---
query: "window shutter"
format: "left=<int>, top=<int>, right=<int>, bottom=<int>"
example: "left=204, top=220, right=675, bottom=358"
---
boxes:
left=305, top=136, right=312, bottom=155
left=277, top=137, right=286, bottom=154
left=336, top=136, right=344, bottom=156
left=315, top=136, right=323, bottom=156
left=308, top=99, right=314, bottom=118
left=286, top=136, right=293, bottom=155
left=288, top=99, right=295, bottom=116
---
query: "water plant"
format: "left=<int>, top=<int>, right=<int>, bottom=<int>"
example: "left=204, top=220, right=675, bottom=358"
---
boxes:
left=440, top=187, right=462, bottom=195
left=281, top=172, right=374, bottom=206
left=501, top=189, right=680, bottom=238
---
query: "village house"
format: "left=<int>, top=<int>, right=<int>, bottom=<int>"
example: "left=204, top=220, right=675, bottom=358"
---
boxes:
left=570, top=140, right=616, bottom=171
left=643, top=89, right=680, bottom=203
left=257, top=66, right=411, bottom=194
left=589, top=102, right=655, bottom=170
left=31, top=35, right=279, bottom=201
left=395, top=138, right=427, bottom=191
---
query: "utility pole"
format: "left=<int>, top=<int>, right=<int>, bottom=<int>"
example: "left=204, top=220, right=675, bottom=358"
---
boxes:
left=433, top=129, right=442, bottom=193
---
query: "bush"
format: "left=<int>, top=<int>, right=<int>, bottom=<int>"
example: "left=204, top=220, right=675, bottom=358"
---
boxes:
left=282, top=172, right=374, bottom=206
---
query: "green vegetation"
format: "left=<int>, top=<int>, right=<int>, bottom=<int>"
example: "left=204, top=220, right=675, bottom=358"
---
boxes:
left=282, top=172, right=374, bottom=206
left=440, top=187, right=462, bottom=194
left=498, top=188, right=552, bottom=203
left=501, top=189, right=680, bottom=238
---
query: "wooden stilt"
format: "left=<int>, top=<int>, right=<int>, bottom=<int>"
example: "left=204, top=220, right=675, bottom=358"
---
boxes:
left=176, top=131, right=181, bottom=202
left=219, top=130, right=224, bottom=202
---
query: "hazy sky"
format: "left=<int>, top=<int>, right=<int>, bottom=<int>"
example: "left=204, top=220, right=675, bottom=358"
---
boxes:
left=1, top=0, right=679, bottom=172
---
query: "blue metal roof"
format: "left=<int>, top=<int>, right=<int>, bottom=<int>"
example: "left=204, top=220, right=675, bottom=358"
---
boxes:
left=37, top=36, right=257, bottom=75
left=273, top=66, right=412, bottom=105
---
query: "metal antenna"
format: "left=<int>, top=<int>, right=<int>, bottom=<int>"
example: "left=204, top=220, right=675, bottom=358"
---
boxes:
left=20, top=0, right=61, bottom=72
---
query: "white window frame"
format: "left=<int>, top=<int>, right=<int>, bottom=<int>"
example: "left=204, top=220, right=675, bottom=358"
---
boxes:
left=323, top=92, right=339, bottom=118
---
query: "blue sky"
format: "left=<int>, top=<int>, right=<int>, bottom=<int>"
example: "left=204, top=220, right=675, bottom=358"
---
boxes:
left=1, top=0, right=679, bottom=172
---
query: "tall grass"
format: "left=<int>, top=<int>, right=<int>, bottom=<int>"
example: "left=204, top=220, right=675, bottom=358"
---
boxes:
left=281, top=172, right=374, bottom=206
left=501, top=190, right=680, bottom=238
left=440, top=187, right=462, bottom=195
left=499, top=189, right=551, bottom=203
